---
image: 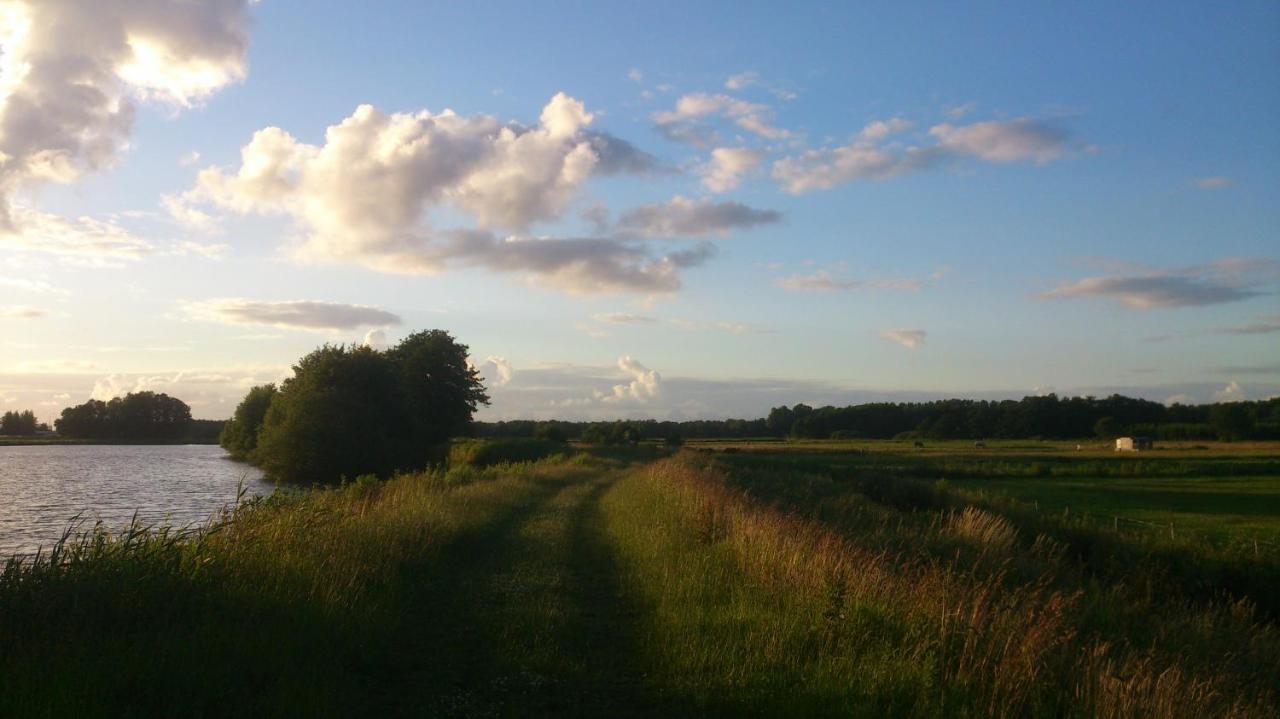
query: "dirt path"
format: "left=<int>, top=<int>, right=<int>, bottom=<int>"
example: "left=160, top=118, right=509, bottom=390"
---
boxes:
left=369, top=467, right=673, bottom=717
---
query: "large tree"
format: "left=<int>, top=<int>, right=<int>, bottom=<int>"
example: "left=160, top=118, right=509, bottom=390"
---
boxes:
left=0, top=410, right=38, bottom=436
left=250, top=331, right=487, bottom=484
left=218, top=384, right=278, bottom=460
left=54, top=393, right=191, bottom=440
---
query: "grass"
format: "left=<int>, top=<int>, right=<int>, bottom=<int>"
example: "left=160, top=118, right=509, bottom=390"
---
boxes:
left=1, top=442, right=1277, bottom=716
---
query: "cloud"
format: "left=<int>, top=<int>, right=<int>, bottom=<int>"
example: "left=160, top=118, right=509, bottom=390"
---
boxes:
left=1212, top=380, right=1246, bottom=402
left=0, top=0, right=252, bottom=230
left=773, top=116, right=1070, bottom=194
left=592, top=313, right=657, bottom=324
left=179, top=151, right=202, bottom=167
left=616, top=196, right=780, bottom=237
left=1043, top=258, right=1280, bottom=309
left=651, top=92, right=791, bottom=145
left=438, top=231, right=716, bottom=295
left=775, top=270, right=860, bottom=292
left=627, top=68, right=643, bottom=83
left=184, top=299, right=402, bottom=331
left=0, top=206, right=153, bottom=263
left=699, top=147, right=765, bottom=192
left=170, top=93, right=699, bottom=293
left=880, top=329, right=926, bottom=349
left=361, top=328, right=388, bottom=350
left=477, top=356, right=513, bottom=387
left=929, top=119, right=1068, bottom=163
left=604, top=356, right=661, bottom=403
left=725, top=72, right=759, bottom=90
left=0, top=305, right=51, bottom=319
left=1196, top=176, right=1233, bottom=189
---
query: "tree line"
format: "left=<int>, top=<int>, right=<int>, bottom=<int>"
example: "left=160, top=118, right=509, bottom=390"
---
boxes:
left=0, top=410, right=44, bottom=436
left=220, top=330, right=487, bottom=484
left=54, top=392, right=194, bottom=440
left=475, top=394, right=1280, bottom=443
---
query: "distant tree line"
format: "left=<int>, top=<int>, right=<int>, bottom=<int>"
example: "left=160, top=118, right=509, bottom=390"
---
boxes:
left=0, top=410, right=43, bottom=436
left=474, top=394, right=1280, bottom=443
left=54, top=392, right=193, bottom=440
left=220, top=330, right=488, bottom=484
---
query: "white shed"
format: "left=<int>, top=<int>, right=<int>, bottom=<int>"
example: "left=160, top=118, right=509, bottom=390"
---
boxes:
left=1115, top=436, right=1153, bottom=452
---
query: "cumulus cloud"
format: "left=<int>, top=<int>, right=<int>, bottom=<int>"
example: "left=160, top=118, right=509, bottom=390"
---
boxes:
left=616, top=196, right=780, bottom=238
left=477, top=356, right=514, bottom=387
left=651, top=92, right=790, bottom=146
left=603, top=356, right=660, bottom=402
left=184, top=299, right=402, bottom=331
left=170, top=93, right=702, bottom=293
left=699, top=147, right=765, bottom=192
left=880, top=329, right=926, bottom=349
left=361, top=328, right=388, bottom=350
left=1043, top=258, right=1280, bottom=309
left=1212, top=380, right=1246, bottom=402
left=0, top=0, right=252, bottom=230
left=773, top=116, right=1070, bottom=194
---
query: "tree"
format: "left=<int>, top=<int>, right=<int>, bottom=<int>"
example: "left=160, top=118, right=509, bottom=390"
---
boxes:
left=251, top=331, right=488, bottom=484
left=0, top=410, right=38, bottom=435
left=1094, top=416, right=1122, bottom=439
left=219, top=384, right=278, bottom=460
left=54, top=393, right=191, bottom=439
left=1210, top=403, right=1254, bottom=441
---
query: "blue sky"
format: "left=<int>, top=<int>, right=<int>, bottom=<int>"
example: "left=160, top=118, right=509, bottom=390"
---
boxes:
left=1, top=1, right=1277, bottom=421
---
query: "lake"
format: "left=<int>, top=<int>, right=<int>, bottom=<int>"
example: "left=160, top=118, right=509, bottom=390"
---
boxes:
left=0, top=444, right=273, bottom=557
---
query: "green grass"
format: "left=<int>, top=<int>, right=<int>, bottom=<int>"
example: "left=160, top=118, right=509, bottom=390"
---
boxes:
left=1, top=442, right=1277, bottom=717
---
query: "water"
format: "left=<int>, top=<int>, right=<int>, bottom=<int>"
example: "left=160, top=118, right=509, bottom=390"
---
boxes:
left=0, top=444, right=273, bottom=556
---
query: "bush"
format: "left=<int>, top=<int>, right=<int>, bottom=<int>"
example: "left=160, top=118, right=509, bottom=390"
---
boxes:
left=219, top=384, right=277, bottom=460
left=250, top=331, right=488, bottom=484
left=448, top=438, right=566, bottom=468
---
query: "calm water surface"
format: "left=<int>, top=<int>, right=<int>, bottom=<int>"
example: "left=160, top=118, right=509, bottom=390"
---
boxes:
left=0, top=444, right=272, bottom=556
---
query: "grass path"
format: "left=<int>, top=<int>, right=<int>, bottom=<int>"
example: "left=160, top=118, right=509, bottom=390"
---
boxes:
left=366, top=469, right=674, bottom=717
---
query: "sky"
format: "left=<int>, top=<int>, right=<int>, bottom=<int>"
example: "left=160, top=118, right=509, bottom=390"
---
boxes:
left=1, top=0, right=1278, bottom=422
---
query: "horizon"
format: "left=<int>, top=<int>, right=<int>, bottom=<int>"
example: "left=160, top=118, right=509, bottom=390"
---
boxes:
left=2, top=1, right=1278, bottom=424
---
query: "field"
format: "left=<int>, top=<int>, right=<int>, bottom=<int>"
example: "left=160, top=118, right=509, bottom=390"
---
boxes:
left=2, top=441, right=1278, bottom=717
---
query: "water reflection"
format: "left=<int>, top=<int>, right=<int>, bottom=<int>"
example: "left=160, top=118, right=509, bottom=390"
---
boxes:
left=0, top=444, right=272, bottom=556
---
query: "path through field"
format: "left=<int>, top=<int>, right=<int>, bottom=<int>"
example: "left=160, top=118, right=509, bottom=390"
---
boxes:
left=369, top=467, right=679, bottom=717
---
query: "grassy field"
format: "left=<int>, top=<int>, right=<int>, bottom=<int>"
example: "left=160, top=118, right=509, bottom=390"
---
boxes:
left=2, top=441, right=1277, bottom=717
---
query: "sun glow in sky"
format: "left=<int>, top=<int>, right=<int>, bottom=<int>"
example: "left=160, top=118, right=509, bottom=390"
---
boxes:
left=1, top=1, right=1278, bottom=421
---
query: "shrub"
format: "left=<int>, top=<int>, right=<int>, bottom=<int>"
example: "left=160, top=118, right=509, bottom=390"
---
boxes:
left=448, top=438, right=566, bottom=468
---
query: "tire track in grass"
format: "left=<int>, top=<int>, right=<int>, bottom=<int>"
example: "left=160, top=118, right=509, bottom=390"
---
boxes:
left=370, top=466, right=670, bottom=716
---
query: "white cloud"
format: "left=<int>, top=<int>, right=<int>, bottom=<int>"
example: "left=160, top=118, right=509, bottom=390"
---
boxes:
left=774, top=116, right=1070, bottom=194
left=478, top=356, right=514, bottom=387
left=1043, top=258, right=1280, bottom=309
left=184, top=299, right=402, bottom=331
left=616, top=196, right=780, bottom=237
left=1212, top=380, right=1246, bottom=402
left=700, top=147, right=765, bottom=192
left=725, top=72, right=759, bottom=90
left=592, top=313, right=657, bottom=324
left=652, top=92, right=791, bottom=145
left=179, top=151, right=202, bottom=167
left=169, top=94, right=696, bottom=293
left=880, top=329, right=926, bottom=349
left=929, top=118, right=1067, bottom=164
left=361, top=328, right=388, bottom=350
left=1196, top=176, right=1233, bottom=189
left=0, top=205, right=153, bottom=263
left=0, top=0, right=252, bottom=230
left=603, top=356, right=660, bottom=402
left=627, top=68, right=644, bottom=83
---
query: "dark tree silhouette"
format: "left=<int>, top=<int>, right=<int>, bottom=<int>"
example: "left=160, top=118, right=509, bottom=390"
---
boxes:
left=54, top=393, right=191, bottom=440
left=0, top=409, right=38, bottom=436
left=219, top=384, right=278, bottom=460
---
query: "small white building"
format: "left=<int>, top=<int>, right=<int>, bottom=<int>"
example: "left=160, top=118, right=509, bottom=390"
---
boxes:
left=1115, top=436, right=1153, bottom=452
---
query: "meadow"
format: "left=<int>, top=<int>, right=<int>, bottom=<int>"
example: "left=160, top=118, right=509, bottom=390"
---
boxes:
left=1, top=440, right=1277, bottom=717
